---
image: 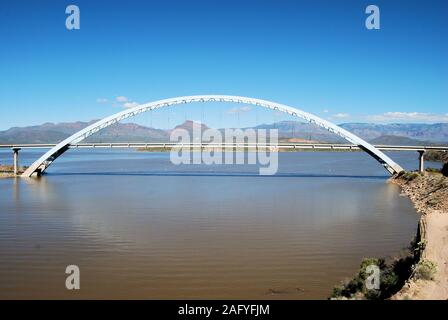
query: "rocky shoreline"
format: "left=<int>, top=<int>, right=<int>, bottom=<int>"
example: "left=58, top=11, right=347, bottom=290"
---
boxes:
left=391, top=172, right=448, bottom=300
left=0, top=165, right=26, bottom=178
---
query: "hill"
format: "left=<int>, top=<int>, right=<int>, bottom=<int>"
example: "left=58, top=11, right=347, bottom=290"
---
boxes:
left=0, top=121, right=169, bottom=143
left=339, top=123, right=448, bottom=143
left=368, top=135, right=431, bottom=146
left=1, top=120, right=447, bottom=145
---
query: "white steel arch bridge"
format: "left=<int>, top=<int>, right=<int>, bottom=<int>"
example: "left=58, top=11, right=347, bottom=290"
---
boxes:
left=22, top=95, right=404, bottom=177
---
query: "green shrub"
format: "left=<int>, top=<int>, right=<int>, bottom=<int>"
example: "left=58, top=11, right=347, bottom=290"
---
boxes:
left=414, top=240, right=426, bottom=257
left=413, top=260, right=437, bottom=280
left=442, top=163, right=448, bottom=177
left=424, top=150, right=448, bottom=162
left=402, top=172, right=420, bottom=181
left=330, top=238, right=421, bottom=300
left=396, top=170, right=406, bottom=178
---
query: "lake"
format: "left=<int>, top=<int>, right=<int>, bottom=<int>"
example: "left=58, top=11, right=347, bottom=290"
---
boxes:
left=0, top=149, right=440, bottom=299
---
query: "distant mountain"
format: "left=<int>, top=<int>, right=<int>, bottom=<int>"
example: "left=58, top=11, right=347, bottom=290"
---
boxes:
left=171, top=120, right=209, bottom=135
left=1, top=120, right=447, bottom=145
left=368, top=135, right=431, bottom=146
left=0, top=121, right=169, bottom=144
left=0, top=121, right=96, bottom=144
left=253, top=121, right=448, bottom=144
left=251, top=121, right=448, bottom=144
left=91, top=122, right=169, bottom=142
left=339, top=123, right=448, bottom=143
left=169, top=120, right=210, bottom=142
left=252, top=121, right=345, bottom=143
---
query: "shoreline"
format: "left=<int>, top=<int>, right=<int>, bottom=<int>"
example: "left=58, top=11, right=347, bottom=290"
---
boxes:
left=0, top=165, right=26, bottom=178
left=0, top=172, right=23, bottom=178
left=329, top=170, right=447, bottom=300
left=390, top=172, right=448, bottom=300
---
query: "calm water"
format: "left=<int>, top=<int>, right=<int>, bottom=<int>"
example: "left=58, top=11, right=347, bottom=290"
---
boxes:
left=0, top=149, right=440, bottom=299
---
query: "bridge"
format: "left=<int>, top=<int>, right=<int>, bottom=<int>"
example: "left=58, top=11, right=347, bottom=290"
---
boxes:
left=0, top=95, right=445, bottom=177
left=2, top=142, right=447, bottom=176
left=2, top=142, right=447, bottom=152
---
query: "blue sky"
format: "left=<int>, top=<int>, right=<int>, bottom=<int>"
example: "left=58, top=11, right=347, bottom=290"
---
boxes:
left=0, top=0, right=447, bottom=130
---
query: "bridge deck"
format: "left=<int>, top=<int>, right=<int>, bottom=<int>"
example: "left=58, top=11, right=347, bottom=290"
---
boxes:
left=0, top=143, right=447, bottom=152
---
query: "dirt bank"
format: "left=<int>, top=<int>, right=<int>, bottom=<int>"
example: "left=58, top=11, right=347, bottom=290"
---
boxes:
left=0, top=164, right=26, bottom=178
left=424, top=150, right=448, bottom=163
left=391, top=172, right=448, bottom=300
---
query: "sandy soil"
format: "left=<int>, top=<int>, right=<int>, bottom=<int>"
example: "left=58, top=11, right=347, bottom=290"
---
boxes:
left=392, top=173, right=448, bottom=300
left=0, top=165, right=26, bottom=178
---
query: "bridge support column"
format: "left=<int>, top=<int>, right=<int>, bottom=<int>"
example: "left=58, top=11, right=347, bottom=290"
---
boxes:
left=12, top=147, right=21, bottom=175
left=418, top=150, right=425, bottom=173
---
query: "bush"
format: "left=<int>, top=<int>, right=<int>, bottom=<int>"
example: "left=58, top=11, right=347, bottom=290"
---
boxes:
left=330, top=254, right=417, bottom=300
left=442, top=163, right=448, bottom=177
left=402, top=172, right=420, bottom=181
left=414, top=240, right=426, bottom=257
left=330, top=238, right=421, bottom=300
left=330, top=258, right=382, bottom=299
left=413, top=260, right=437, bottom=280
left=424, top=150, right=448, bottom=162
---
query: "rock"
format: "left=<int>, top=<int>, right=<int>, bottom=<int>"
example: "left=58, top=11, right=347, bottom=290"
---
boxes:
left=442, top=163, right=448, bottom=177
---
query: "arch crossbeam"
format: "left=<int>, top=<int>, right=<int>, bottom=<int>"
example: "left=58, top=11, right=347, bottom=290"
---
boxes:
left=22, top=95, right=404, bottom=177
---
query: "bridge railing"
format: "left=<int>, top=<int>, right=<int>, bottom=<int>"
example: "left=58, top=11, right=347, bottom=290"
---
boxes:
left=1, top=142, right=448, bottom=151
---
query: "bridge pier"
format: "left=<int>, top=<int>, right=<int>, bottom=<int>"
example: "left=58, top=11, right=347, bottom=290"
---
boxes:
left=418, top=150, right=425, bottom=173
left=12, top=147, right=21, bottom=175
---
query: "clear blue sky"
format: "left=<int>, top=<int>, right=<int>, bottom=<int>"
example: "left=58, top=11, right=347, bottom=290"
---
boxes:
left=0, top=0, right=447, bottom=130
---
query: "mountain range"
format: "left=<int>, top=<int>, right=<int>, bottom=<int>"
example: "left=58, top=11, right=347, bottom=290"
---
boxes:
left=1, top=120, right=447, bottom=145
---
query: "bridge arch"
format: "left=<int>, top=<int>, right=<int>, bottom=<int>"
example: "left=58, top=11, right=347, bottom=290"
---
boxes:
left=22, top=95, right=404, bottom=177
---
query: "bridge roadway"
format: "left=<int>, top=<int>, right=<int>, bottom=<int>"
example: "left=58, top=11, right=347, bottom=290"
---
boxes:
left=1, top=142, right=448, bottom=151
left=1, top=143, right=447, bottom=175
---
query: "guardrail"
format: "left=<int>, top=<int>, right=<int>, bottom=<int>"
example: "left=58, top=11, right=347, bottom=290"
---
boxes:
left=1, top=142, right=448, bottom=151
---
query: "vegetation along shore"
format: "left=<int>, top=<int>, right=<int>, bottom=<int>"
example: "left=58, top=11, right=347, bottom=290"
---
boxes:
left=331, top=165, right=448, bottom=300
left=424, top=150, right=448, bottom=163
left=391, top=169, right=448, bottom=299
